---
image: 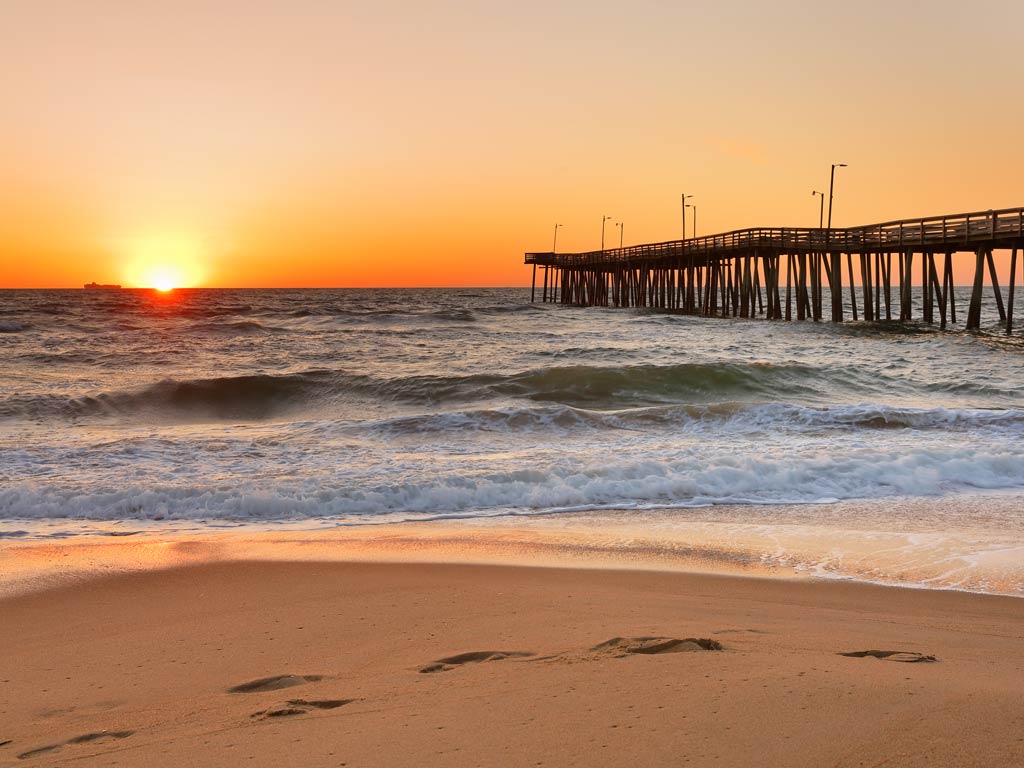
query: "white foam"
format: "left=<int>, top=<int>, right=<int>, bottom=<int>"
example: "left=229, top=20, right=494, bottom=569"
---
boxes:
left=3, top=431, right=1023, bottom=522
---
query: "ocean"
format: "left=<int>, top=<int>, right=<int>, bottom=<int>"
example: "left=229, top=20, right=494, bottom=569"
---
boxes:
left=2, top=287, right=1023, bottom=594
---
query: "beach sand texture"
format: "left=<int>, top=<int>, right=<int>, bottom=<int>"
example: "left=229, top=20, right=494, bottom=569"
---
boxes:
left=1, top=560, right=1022, bottom=767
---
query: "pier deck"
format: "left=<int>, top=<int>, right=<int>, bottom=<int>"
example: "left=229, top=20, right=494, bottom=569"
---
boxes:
left=526, top=207, right=1024, bottom=334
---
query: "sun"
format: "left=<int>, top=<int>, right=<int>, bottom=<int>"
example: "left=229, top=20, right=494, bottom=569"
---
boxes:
left=147, top=266, right=181, bottom=292
left=118, top=234, right=207, bottom=290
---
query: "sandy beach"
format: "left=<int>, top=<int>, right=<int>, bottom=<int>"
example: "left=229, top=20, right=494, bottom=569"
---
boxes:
left=2, top=556, right=1022, bottom=767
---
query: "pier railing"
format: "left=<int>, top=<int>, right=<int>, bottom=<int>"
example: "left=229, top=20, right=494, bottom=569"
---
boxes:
left=526, top=206, right=1024, bottom=267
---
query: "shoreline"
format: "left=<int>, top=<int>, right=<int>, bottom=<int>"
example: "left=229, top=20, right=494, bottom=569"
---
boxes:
left=3, top=500, right=1023, bottom=599
left=2, top=559, right=1022, bottom=767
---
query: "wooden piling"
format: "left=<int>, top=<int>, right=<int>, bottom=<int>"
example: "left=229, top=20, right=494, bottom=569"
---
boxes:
left=944, top=253, right=956, bottom=324
left=1007, top=247, right=1018, bottom=335
left=860, top=253, right=872, bottom=322
left=928, top=253, right=946, bottom=328
left=923, top=252, right=933, bottom=323
left=882, top=253, right=892, bottom=320
left=784, top=255, right=791, bottom=320
left=847, top=253, right=858, bottom=321
left=967, top=249, right=985, bottom=329
left=985, top=250, right=1007, bottom=322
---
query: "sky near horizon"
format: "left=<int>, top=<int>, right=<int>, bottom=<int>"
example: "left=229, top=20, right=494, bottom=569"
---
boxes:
left=2, top=0, right=1023, bottom=288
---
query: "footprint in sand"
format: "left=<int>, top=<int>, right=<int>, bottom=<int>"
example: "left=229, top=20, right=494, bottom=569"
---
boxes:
left=227, top=674, right=326, bottom=694
left=420, top=638, right=722, bottom=672
left=419, top=651, right=534, bottom=673
left=839, top=650, right=937, bottom=663
left=251, top=699, right=355, bottom=720
left=17, top=730, right=134, bottom=760
left=591, top=637, right=723, bottom=657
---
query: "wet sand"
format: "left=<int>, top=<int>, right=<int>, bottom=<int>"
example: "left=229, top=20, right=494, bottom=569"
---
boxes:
left=1, top=559, right=1022, bottom=767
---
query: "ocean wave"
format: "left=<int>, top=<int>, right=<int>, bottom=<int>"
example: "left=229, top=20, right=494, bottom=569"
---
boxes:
left=0, top=371, right=338, bottom=422
left=187, top=320, right=282, bottom=335
left=2, top=360, right=1018, bottom=424
left=262, top=307, right=480, bottom=323
left=3, top=444, right=1023, bottom=522
left=0, top=321, right=28, bottom=333
left=355, top=402, right=1024, bottom=436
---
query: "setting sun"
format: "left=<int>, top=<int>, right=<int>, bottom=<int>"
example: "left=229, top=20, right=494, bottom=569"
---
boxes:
left=150, top=271, right=176, bottom=292
left=118, top=234, right=207, bottom=289
left=144, top=262, right=185, bottom=292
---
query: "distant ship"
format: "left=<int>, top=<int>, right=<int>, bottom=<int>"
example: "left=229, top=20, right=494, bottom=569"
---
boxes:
left=83, top=282, right=122, bottom=290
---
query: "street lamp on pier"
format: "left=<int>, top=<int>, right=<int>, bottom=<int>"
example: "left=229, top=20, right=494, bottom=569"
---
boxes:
left=601, top=215, right=613, bottom=252
left=826, top=163, right=849, bottom=322
left=615, top=222, right=624, bottom=249
left=552, top=223, right=562, bottom=253
left=686, top=204, right=697, bottom=240
left=681, top=194, right=693, bottom=241
left=826, top=164, right=847, bottom=232
left=812, top=191, right=825, bottom=228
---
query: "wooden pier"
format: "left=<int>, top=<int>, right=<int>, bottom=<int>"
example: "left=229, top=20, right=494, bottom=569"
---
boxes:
left=526, top=207, right=1024, bottom=334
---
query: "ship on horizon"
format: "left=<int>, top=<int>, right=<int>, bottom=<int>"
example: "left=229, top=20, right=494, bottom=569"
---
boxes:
left=83, top=282, right=122, bottom=290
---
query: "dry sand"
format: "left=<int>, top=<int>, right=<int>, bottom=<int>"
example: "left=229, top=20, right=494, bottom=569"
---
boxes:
left=1, top=559, right=1023, bottom=767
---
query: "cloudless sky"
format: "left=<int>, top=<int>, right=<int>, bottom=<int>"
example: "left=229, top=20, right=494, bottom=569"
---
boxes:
left=3, top=0, right=1023, bottom=287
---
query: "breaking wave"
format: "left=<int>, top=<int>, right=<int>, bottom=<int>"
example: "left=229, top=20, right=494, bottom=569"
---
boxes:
left=3, top=443, right=1023, bottom=522
left=356, top=402, right=1024, bottom=437
left=3, top=361, right=1021, bottom=424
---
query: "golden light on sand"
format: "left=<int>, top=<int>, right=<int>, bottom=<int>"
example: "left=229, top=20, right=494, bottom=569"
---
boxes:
left=119, top=234, right=207, bottom=289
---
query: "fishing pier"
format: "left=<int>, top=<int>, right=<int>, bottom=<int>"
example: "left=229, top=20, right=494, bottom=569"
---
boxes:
left=526, top=207, right=1024, bottom=334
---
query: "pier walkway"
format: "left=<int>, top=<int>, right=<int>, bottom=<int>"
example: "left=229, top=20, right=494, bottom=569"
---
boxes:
left=526, top=207, right=1024, bottom=334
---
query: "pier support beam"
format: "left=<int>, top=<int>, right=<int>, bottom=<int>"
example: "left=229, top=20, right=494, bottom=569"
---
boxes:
left=986, top=250, right=1007, bottom=322
left=883, top=253, right=892, bottom=320
left=922, top=252, right=933, bottom=323
left=967, top=249, right=986, bottom=330
left=1008, top=248, right=1018, bottom=335
left=929, top=253, right=946, bottom=328
left=847, top=253, right=858, bottom=321
left=944, top=253, right=956, bottom=324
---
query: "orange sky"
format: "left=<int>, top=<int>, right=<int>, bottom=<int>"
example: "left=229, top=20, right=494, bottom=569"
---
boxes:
left=3, top=0, right=1023, bottom=288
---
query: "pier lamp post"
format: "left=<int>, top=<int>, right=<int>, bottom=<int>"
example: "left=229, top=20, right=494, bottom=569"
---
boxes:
left=602, top=215, right=613, bottom=252
left=826, top=164, right=847, bottom=233
left=681, top=194, right=693, bottom=242
left=552, top=223, right=562, bottom=253
left=812, top=191, right=825, bottom=228
left=616, top=222, right=624, bottom=249
left=686, top=204, right=697, bottom=240
left=826, top=163, right=848, bottom=322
